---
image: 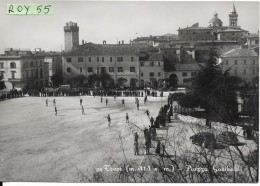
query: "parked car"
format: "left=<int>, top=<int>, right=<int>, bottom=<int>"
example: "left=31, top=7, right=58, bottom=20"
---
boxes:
left=216, top=131, right=239, bottom=145
left=190, top=132, right=216, bottom=148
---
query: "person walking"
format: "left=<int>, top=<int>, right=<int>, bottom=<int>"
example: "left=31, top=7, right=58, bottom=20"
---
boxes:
left=82, top=106, right=85, bottom=115
left=144, top=109, right=150, bottom=117
left=80, top=98, right=83, bottom=106
left=107, top=114, right=111, bottom=126
left=46, top=99, right=48, bottom=107
left=126, top=113, right=129, bottom=123
left=155, top=140, right=161, bottom=155
left=55, top=106, right=57, bottom=116
left=106, top=98, right=108, bottom=106
left=150, top=117, right=154, bottom=127
left=122, top=99, right=125, bottom=107
left=137, top=102, right=139, bottom=110
left=53, top=99, right=56, bottom=106
left=101, top=96, right=103, bottom=103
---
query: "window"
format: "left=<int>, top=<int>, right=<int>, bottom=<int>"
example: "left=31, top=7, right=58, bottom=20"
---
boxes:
left=97, top=67, right=100, bottom=74
left=183, top=79, right=189, bottom=83
left=243, top=69, right=246, bottom=75
left=0, top=63, right=4, bottom=69
left=117, top=57, right=123, bottom=62
left=253, top=60, right=255, bottom=65
left=11, top=71, right=16, bottom=79
left=0, top=71, right=5, bottom=77
left=150, top=62, right=154, bottom=66
left=10, top=62, right=16, bottom=69
left=80, top=67, right=82, bottom=73
left=158, top=72, right=161, bottom=77
left=234, top=69, right=237, bottom=74
left=66, top=58, right=71, bottom=62
left=102, top=57, right=104, bottom=62
left=234, top=60, right=237, bottom=65
left=191, top=72, right=197, bottom=76
left=226, top=60, right=229, bottom=65
left=31, top=70, right=34, bottom=78
left=88, top=67, right=93, bottom=73
left=140, top=62, right=144, bottom=66
left=40, top=69, right=43, bottom=78
left=193, top=32, right=196, bottom=35
left=109, top=67, right=114, bottom=72
left=36, top=61, right=38, bottom=67
left=101, top=67, right=106, bottom=73
left=149, top=72, right=154, bottom=77
left=141, top=73, right=143, bottom=77
left=252, top=69, right=256, bottom=74
left=78, top=57, right=83, bottom=62
left=40, top=61, right=42, bottom=66
left=244, top=59, right=246, bottom=65
left=67, top=67, right=71, bottom=73
left=182, top=72, right=187, bottom=77
left=89, top=57, right=91, bottom=62
left=131, top=57, right=134, bottom=62
left=110, top=57, right=113, bottom=62
left=26, top=70, right=29, bottom=78
left=36, top=69, right=39, bottom=78
left=130, top=67, right=135, bottom=72
left=158, top=62, right=160, bottom=66
left=118, top=67, right=123, bottom=72
left=96, top=57, right=100, bottom=62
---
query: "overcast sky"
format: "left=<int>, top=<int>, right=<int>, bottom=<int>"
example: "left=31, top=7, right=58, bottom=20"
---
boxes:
left=0, top=0, right=259, bottom=53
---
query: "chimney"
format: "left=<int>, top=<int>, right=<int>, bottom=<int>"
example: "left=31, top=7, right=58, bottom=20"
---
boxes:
left=103, top=40, right=106, bottom=45
left=82, top=40, right=84, bottom=45
left=122, top=40, right=124, bottom=44
left=119, top=41, right=121, bottom=45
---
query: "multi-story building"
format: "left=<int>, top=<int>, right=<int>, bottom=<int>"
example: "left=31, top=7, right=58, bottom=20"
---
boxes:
left=34, top=51, right=62, bottom=84
left=0, top=48, right=48, bottom=90
left=62, top=43, right=141, bottom=87
left=139, top=51, right=164, bottom=88
left=220, top=46, right=259, bottom=82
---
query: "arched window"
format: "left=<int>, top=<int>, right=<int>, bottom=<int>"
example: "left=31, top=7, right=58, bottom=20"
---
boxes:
left=67, top=67, right=71, bottom=73
left=10, top=62, right=16, bottom=68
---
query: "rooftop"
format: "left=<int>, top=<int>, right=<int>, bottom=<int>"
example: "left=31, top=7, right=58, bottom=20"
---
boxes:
left=221, top=48, right=258, bottom=58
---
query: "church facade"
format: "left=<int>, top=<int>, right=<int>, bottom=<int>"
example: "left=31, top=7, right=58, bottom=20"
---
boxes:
left=178, top=4, right=248, bottom=43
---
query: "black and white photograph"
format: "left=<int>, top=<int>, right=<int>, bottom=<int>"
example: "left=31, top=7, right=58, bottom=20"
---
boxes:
left=0, top=0, right=259, bottom=183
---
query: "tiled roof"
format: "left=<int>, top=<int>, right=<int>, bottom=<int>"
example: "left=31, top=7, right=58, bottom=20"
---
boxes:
left=64, top=43, right=144, bottom=56
left=221, top=48, right=258, bottom=58
left=244, top=33, right=259, bottom=38
left=175, top=63, right=199, bottom=71
left=178, top=27, right=213, bottom=31
left=147, top=52, right=163, bottom=61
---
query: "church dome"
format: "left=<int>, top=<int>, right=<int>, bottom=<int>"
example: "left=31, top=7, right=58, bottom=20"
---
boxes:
left=209, top=12, right=223, bottom=27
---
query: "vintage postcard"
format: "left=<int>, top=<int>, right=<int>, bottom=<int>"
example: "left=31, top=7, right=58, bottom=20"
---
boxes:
left=0, top=0, right=259, bottom=183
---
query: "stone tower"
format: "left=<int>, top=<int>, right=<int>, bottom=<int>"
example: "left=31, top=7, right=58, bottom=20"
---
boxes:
left=229, top=4, right=238, bottom=27
left=64, top=21, right=79, bottom=52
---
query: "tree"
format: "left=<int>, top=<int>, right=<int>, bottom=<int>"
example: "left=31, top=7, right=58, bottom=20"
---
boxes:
left=188, top=46, right=239, bottom=127
left=0, top=74, right=6, bottom=90
left=51, top=72, right=63, bottom=87
left=99, top=73, right=113, bottom=87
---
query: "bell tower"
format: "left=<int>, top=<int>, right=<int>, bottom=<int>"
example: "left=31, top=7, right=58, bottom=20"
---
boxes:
left=229, top=4, right=238, bottom=27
